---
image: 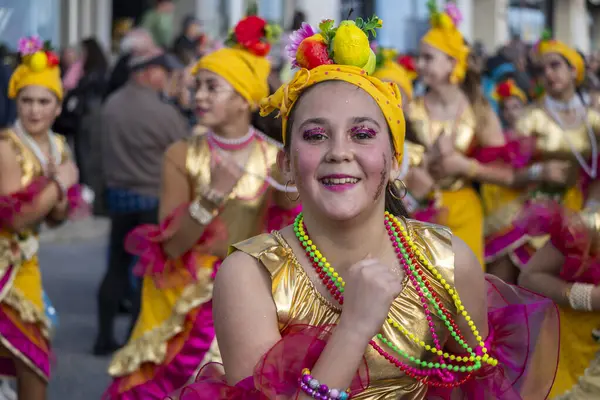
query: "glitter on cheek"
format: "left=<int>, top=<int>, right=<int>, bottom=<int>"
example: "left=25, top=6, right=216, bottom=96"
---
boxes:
left=373, top=153, right=388, bottom=201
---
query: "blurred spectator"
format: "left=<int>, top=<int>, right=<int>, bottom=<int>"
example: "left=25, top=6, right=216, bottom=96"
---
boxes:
left=60, top=46, right=81, bottom=86
left=173, top=15, right=203, bottom=64
left=111, top=18, right=134, bottom=56
left=0, top=44, right=16, bottom=129
left=141, top=0, right=175, bottom=50
left=94, top=46, right=189, bottom=356
left=104, top=29, right=156, bottom=101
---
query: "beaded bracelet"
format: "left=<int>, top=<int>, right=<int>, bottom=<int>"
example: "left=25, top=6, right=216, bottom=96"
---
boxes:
left=299, top=368, right=350, bottom=400
left=569, top=283, right=594, bottom=312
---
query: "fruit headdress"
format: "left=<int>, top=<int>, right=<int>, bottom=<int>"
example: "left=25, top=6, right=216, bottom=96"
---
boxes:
left=192, top=3, right=281, bottom=109
left=372, top=47, right=415, bottom=100
left=421, top=0, right=469, bottom=84
left=261, top=15, right=406, bottom=163
left=8, top=36, right=63, bottom=100
left=534, top=29, right=585, bottom=85
left=492, top=79, right=527, bottom=104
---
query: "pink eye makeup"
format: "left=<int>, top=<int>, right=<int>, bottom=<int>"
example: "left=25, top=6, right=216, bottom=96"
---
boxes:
left=350, top=126, right=378, bottom=139
left=302, top=127, right=327, bottom=141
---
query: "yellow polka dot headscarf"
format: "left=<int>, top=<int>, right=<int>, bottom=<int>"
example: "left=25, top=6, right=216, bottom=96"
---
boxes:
left=8, top=36, right=63, bottom=100
left=191, top=11, right=282, bottom=110
left=421, top=0, right=469, bottom=84
left=535, top=31, right=585, bottom=85
left=260, top=17, right=406, bottom=163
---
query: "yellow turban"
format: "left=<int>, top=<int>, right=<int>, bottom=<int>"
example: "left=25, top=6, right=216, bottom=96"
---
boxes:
left=260, top=64, right=405, bottom=163
left=537, top=39, right=585, bottom=85
left=422, top=4, right=469, bottom=84
left=373, top=60, right=414, bottom=101
left=8, top=62, right=63, bottom=100
left=192, top=47, right=270, bottom=110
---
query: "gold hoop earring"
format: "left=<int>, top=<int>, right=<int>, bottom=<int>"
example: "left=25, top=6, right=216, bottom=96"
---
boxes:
left=387, top=179, right=407, bottom=200
left=285, top=180, right=300, bottom=202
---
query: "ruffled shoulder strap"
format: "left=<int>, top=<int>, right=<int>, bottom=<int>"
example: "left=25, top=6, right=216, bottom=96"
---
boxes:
left=50, top=132, right=71, bottom=163
left=0, top=128, right=27, bottom=174
left=229, top=232, right=291, bottom=279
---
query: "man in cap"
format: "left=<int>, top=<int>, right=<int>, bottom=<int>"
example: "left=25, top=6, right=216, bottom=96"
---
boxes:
left=94, top=46, right=189, bottom=356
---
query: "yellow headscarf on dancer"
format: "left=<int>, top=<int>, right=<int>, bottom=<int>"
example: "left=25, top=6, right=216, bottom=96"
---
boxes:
left=191, top=12, right=281, bottom=110
left=8, top=36, right=63, bottom=100
left=536, top=31, right=585, bottom=85
left=260, top=17, right=406, bottom=163
left=421, top=0, right=469, bottom=84
left=373, top=48, right=414, bottom=100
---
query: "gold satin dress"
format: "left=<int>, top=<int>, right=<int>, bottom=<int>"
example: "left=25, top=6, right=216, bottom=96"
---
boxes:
left=0, top=128, right=70, bottom=381
left=232, top=218, right=458, bottom=400
left=107, top=133, right=283, bottom=392
left=406, top=97, right=484, bottom=266
left=479, top=105, right=600, bottom=399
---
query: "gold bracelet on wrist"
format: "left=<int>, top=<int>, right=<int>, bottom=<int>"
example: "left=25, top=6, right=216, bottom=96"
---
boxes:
left=466, top=159, right=479, bottom=179
left=189, top=198, right=219, bottom=226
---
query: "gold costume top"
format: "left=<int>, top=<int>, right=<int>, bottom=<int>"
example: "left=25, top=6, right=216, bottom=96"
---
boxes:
left=232, top=218, right=458, bottom=400
left=406, top=97, right=478, bottom=190
left=109, top=132, right=282, bottom=377
left=516, top=103, right=600, bottom=164
left=186, top=133, right=281, bottom=259
left=0, top=128, right=69, bottom=340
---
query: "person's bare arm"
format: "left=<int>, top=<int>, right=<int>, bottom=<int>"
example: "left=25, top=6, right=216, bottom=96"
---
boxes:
left=0, top=139, right=62, bottom=231
left=518, top=242, right=573, bottom=307
left=445, top=236, right=488, bottom=354
left=215, top=251, right=375, bottom=396
left=469, top=108, right=514, bottom=186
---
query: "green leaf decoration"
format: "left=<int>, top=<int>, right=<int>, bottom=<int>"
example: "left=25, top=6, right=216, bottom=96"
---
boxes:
left=319, top=19, right=336, bottom=46
left=375, top=48, right=385, bottom=69
left=43, top=40, right=53, bottom=51
left=541, top=29, right=552, bottom=41
left=356, top=15, right=382, bottom=39
left=265, top=23, right=282, bottom=43
left=246, top=1, right=258, bottom=16
left=426, top=0, right=438, bottom=16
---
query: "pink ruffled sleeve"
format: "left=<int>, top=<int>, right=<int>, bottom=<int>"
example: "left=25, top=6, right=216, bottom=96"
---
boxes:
left=125, top=203, right=228, bottom=287
left=472, top=137, right=535, bottom=169
left=428, top=276, right=559, bottom=399
left=0, top=177, right=89, bottom=227
left=173, top=325, right=369, bottom=400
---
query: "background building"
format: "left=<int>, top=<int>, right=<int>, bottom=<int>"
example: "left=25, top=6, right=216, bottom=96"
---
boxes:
left=0, top=0, right=595, bottom=55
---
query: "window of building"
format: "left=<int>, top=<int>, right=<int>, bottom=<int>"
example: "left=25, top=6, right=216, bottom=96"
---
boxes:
left=0, top=0, right=60, bottom=50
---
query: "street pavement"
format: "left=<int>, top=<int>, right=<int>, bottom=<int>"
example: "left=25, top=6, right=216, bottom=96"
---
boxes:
left=37, top=217, right=130, bottom=399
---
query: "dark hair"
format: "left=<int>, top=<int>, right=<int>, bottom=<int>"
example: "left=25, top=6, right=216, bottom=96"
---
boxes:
left=291, top=11, right=306, bottom=31
left=252, top=83, right=283, bottom=142
left=282, top=82, right=409, bottom=218
left=81, top=38, right=108, bottom=75
left=461, top=59, right=492, bottom=129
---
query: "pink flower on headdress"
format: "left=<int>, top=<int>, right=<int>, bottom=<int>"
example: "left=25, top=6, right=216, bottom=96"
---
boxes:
left=444, top=3, right=463, bottom=26
left=285, top=22, right=316, bottom=68
left=370, top=41, right=379, bottom=53
left=18, top=36, right=43, bottom=56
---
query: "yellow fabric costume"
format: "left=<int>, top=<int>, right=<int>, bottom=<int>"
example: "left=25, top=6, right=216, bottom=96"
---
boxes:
left=0, top=129, right=70, bottom=381
left=232, top=219, right=458, bottom=399
left=261, top=64, right=405, bottom=163
left=406, top=98, right=485, bottom=266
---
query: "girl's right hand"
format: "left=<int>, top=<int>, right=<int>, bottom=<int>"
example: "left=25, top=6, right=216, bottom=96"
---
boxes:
left=55, top=160, right=79, bottom=189
left=210, top=153, right=244, bottom=198
left=405, top=167, right=434, bottom=200
left=338, top=258, right=404, bottom=341
left=541, top=160, right=571, bottom=185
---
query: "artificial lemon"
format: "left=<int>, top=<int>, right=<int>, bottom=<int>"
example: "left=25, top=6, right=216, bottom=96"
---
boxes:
left=29, top=51, right=48, bottom=72
left=362, top=49, right=377, bottom=75
left=332, top=20, right=370, bottom=67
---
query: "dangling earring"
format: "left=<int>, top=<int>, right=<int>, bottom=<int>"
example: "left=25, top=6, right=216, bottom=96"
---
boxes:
left=387, top=179, right=407, bottom=200
left=285, top=180, right=300, bottom=202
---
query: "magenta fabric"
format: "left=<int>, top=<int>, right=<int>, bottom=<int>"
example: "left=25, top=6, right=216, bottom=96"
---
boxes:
left=265, top=204, right=301, bottom=233
left=169, top=278, right=558, bottom=399
left=515, top=198, right=600, bottom=284
left=413, top=201, right=447, bottom=224
left=0, top=177, right=89, bottom=227
left=473, top=138, right=535, bottom=168
left=102, top=300, right=216, bottom=400
left=125, top=203, right=227, bottom=287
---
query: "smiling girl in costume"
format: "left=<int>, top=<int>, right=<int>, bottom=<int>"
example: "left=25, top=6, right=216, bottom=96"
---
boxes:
left=404, top=2, right=514, bottom=267
left=509, top=33, right=600, bottom=399
left=0, top=36, right=85, bottom=400
left=102, top=10, right=298, bottom=400
left=172, top=15, right=558, bottom=400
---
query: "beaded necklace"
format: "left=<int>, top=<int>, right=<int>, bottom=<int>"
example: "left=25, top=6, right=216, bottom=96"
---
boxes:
left=293, top=212, right=498, bottom=388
